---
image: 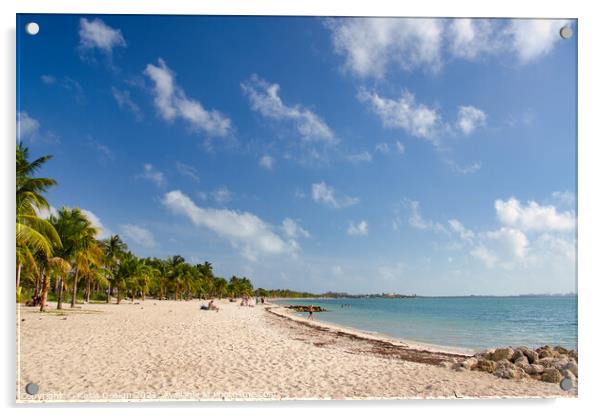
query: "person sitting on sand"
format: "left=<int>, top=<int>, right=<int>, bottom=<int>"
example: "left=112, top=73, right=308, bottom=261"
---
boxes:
left=208, top=300, right=219, bottom=312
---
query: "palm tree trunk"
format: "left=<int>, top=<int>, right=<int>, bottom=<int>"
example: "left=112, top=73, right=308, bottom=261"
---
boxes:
left=117, top=288, right=121, bottom=304
left=16, top=262, right=22, bottom=289
left=106, top=282, right=111, bottom=303
left=57, top=278, right=63, bottom=310
left=70, top=269, right=79, bottom=308
left=85, top=278, right=91, bottom=303
left=39, top=273, right=50, bottom=312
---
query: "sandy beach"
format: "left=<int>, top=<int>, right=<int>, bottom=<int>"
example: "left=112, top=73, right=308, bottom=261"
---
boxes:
left=17, top=299, right=576, bottom=402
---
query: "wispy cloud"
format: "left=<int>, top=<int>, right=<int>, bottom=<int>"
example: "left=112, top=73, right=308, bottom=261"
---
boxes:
left=17, top=112, right=59, bottom=145
left=41, top=75, right=86, bottom=104
left=311, top=182, right=359, bottom=209
left=162, top=190, right=299, bottom=261
left=259, top=155, right=274, bottom=170
left=81, top=209, right=111, bottom=239
left=120, top=224, right=156, bottom=248
left=78, top=18, right=126, bottom=61
left=347, top=220, right=369, bottom=236
left=175, top=161, right=200, bottom=183
left=144, top=58, right=232, bottom=137
left=457, top=106, right=487, bottom=135
left=358, top=88, right=442, bottom=141
left=112, top=87, right=142, bottom=120
left=282, top=218, right=310, bottom=239
left=212, top=187, right=233, bottom=204
left=242, top=75, right=336, bottom=144
left=327, top=18, right=572, bottom=78
left=137, top=163, right=167, bottom=188
left=87, top=137, right=115, bottom=164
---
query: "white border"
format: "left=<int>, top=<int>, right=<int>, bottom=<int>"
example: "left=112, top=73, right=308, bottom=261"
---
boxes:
left=2, top=1, right=600, bottom=415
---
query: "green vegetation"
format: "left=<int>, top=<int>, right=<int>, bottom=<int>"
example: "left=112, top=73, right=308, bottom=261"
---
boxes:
left=15, top=145, right=255, bottom=310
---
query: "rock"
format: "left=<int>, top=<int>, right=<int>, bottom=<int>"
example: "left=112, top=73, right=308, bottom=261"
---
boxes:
left=476, top=359, right=496, bottom=373
left=495, top=359, right=513, bottom=369
left=551, top=357, right=569, bottom=371
left=462, top=357, right=478, bottom=370
left=519, top=348, right=539, bottom=364
left=568, top=349, right=578, bottom=362
left=562, top=368, right=577, bottom=382
left=542, top=368, right=563, bottom=383
left=538, top=349, right=554, bottom=359
left=438, top=361, right=452, bottom=369
left=514, top=356, right=530, bottom=369
left=511, top=350, right=525, bottom=362
left=563, top=362, right=578, bottom=378
left=554, top=346, right=569, bottom=355
left=525, top=364, right=545, bottom=375
left=515, top=367, right=528, bottom=380
left=493, top=361, right=517, bottom=379
left=537, top=357, right=557, bottom=368
left=491, top=347, right=514, bottom=361
left=452, top=363, right=467, bottom=372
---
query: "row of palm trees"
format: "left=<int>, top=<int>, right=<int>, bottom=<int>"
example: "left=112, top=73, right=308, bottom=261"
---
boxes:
left=16, top=144, right=255, bottom=312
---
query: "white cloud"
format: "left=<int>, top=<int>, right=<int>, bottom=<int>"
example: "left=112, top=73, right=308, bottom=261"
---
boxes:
left=508, top=19, right=571, bottom=63
left=327, top=18, right=572, bottom=77
left=175, top=161, right=200, bottom=183
left=347, top=151, right=372, bottom=163
left=282, top=218, right=310, bottom=239
left=144, top=59, right=231, bottom=137
left=470, top=246, right=499, bottom=269
left=212, top=187, right=232, bottom=204
left=78, top=18, right=126, bottom=55
left=358, top=88, right=441, bottom=140
left=112, top=87, right=142, bottom=120
left=347, top=220, right=369, bottom=236
left=449, top=19, right=501, bottom=60
left=35, top=205, right=58, bottom=220
left=40, top=74, right=56, bottom=85
left=120, top=224, right=156, bottom=248
left=495, top=197, right=575, bottom=232
left=457, top=105, right=487, bottom=135
left=447, top=160, right=482, bottom=175
left=311, top=182, right=359, bottom=209
left=398, top=199, right=446, bottom=233
left=328, top=18, right=444, bottom=78
left=81, top=209, right=111, bottom=239
left=375, top=143, right=390, bottom=154
left=448, top=219, right=474, bottom=242
left=395, top=141, right=406, bottom=154
left=241, top=75, right=336, bottom=143
left=485, top=227, right=529, bottom=259
left=138, top=164, right=166, bottom=188
left=162, top=190, right=299, bottom=261
left=17, top=112, right=40, bottom=139
left=87, top=137, right=115, bottom=163
left=259, top=155, right=274, bottom=170
left=552, top=190, right=575, bottom=206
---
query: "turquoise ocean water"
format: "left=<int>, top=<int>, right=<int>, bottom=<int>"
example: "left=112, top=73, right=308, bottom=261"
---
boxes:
left=273, top=296, right=577, bottom=351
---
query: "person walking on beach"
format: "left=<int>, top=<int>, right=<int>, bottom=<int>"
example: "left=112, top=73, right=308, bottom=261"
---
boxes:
left=307, top=305, right=314, bottom=320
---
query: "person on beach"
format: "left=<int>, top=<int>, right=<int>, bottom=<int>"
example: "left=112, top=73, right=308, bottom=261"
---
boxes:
left=308, top=305, right=314, bottom=320
left=208, top=300, right=219, bottom=312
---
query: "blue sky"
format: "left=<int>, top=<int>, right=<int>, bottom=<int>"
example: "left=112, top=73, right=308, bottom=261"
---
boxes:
left=17, top=15, right=577, bottom=295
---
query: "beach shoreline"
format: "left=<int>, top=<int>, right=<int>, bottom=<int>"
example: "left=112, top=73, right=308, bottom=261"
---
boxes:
left=17, top=299, right=576, bottom=402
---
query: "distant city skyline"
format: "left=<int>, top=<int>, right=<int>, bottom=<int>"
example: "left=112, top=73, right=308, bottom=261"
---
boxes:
left=17, top=15, right=577, bottom=295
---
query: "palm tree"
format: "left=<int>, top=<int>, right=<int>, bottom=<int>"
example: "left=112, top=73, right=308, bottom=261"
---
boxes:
left=39, top=256, right=71, bottom=312
left=16, top=144, right=60, bottom=295
left=102, top=235, right=128, bottom=303
left=50, top=208, right=101, bottom=308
